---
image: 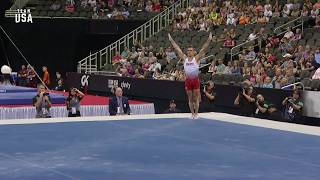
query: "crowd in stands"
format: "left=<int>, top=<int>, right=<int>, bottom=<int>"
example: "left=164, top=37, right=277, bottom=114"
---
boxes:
left=109, top=0, right=320, bottom=90
left=49, top=0, right=173, bottom=19
left=172, top=0, right=320, bottom=31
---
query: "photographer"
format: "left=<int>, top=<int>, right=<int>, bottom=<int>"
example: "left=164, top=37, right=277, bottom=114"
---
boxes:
left=254, top=94, right=269, bottom=119
left=164, top=100, right=181, bottom=113
left=200, top=81, right=216, bottom=112
left=234, top=85, right=255, bottom=117
left=282, top=90, right=304, bottom=122
left=66, top=88, right=84, bottom=117
left=32, top=84, right=52, bottom=118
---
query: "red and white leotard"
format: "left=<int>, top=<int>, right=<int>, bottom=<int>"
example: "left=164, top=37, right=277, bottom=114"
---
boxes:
left=184, top=57, right=200, bottom=90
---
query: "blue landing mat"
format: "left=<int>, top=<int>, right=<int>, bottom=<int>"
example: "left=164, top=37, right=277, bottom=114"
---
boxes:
left=0, top=118, right=319, bottom=180
left=0, top=92, right=66, bottom=105
left=0, top=85, right=36, bottom=93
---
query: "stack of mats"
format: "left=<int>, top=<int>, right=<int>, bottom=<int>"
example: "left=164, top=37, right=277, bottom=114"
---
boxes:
left=0, top=85, right=66, bottom=105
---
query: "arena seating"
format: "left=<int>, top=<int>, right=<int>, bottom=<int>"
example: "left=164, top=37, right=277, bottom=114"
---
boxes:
left=23, top=0, right=162, bottom=20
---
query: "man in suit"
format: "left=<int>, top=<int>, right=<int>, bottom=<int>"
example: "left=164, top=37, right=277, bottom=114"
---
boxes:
left=109, top=87, right=130, bottom=116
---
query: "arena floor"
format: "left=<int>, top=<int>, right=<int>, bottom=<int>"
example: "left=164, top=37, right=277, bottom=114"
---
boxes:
left=0, top=113, right=319, bottom=180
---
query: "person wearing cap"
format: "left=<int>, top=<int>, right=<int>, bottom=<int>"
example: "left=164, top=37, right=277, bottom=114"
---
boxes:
left=282, top=90, right=304, bottom=122
left=164, top=100, right=181, bottom=114
left=109, top=87, right=130, bottom=116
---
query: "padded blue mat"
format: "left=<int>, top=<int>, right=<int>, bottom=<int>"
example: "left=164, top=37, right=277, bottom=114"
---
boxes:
left=0, top=85, right=37, bottom=93
left=0, top=92, right=66, bottom=105
left=0, top=118, right=319, bottom=180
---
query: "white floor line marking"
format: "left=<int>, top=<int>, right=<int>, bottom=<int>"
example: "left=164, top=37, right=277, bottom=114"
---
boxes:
left=0, top=112, right=319, bottom=135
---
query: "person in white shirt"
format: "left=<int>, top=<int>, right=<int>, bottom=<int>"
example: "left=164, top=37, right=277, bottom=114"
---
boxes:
left=87, top=0, right=96, bottom=7
left=248, top=30, right=257, bottom=41
left=283, top=27, right=294, bottom=40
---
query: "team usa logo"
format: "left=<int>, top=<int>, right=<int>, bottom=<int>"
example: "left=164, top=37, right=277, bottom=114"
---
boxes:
left=15, top=9, right=33, bottom=23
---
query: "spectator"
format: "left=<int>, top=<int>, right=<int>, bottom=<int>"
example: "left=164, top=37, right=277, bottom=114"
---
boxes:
left=301, top=6, right=309, bottom=17
left=152, top=0, right=161, bottom=12
left=226, top=10, right=237, bottom=25
left=216, top=59, right=226, bottom=74
left=257, top=12, right=268, bottom=23
left=254, top=75, right=264, bottom=88
left=239, top=12, right=250, bottom=25
left=231, top=60, right=241, bottom=75
left=33, top=84, right=52, bottom=118
left=314, top=0, right=320, bottom=9
left=54, top=72, right=64, bottom=91
left=133, top=68, right=144, bottom=78
left=264, top=6, right=273, bottom=19
left=279, top=37, right=293, bottom=55
left=282, top=90, right=303, bottom=122
left=148, top=56, right=161, bottom=72
left=155, top=47, right=166, bottom=60
left=80, top=0, right=88, bottom=8
left=109, top=87, right=130, bottom=116
left=263, top=76, right=273, bottom=88
left=254, top=94, right=269, bottom=119
left=223, top=35, right=235, bottom=48
left=248, top=29, right=257, bottom=41
left=152, top=68, right=162, bottom=79
left=164, top=100, right=181, bottom=113
left=283, top=27, right=294, bottom=41
left=88, top=0, right=96, bottom=7
left=165, top=47, right=177, bottom=62
left=200, top=81, right=216, bottom=112
left=280, top=77, right=289, bottom=89
left=121, top=47, right=130, bottom=59
left=282, top=4, right=291, bottom=17
left=27, top=65, right=37, bottom=87
left=66, top=88, right=84, bottom=117
left=50, top=0, right=61, bottom=10
left=65, top=0, right=75, bottom=12
left=112, top=51, right=122, bottom=65
left=208, top=60, right=217, bottom=74
left=223, top=61, right=233, bottom=74
left=18, top=65, right=28, bottom=86
left=42, top=66, right=50, bottom=87
left=247, top=46, right=257, bottom=61
left=145, top=1, right=153, bottom=12
left=234, top=85, right=255, bottom=117
left=272, top=6, right=281, bottom=18
left=266, top=33, right=280, bottom=48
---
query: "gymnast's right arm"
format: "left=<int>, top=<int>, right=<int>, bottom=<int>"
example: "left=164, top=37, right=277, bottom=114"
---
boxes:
left=168, top=33, right=187, bottom=60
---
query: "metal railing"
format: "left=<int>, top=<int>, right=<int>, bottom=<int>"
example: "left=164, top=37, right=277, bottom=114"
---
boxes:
left=274, top=16, right=304, bottom=36
left=230, top=37, right=261, bottom=61
left=78, top=0, right=191, bottom=74
left=281, top=82, right=304, bottom=90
